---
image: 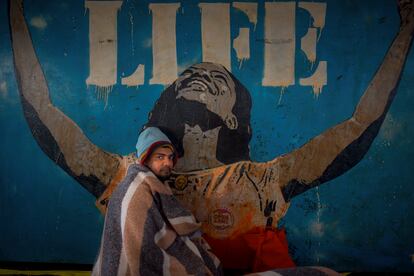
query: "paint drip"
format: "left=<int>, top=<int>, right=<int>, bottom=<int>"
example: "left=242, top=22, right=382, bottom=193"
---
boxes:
left=278, top=86, right=287, bottom=105
left=129, top=11, right=134, bottom=56
left=95, top=85, right=113, bottom=109
left=315, top=186, right=322, bottom=264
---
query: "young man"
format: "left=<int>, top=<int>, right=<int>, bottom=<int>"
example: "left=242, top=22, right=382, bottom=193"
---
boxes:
left=92, top=127, right=222, bottom=276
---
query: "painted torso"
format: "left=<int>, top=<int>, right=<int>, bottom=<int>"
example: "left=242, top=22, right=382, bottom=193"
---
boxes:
left=169, top=160, right=290, bottom=239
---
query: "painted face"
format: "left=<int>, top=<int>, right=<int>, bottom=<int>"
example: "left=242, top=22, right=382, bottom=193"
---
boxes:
left=145, top=146, right=175, bottom=180
left=174, top=63, right=238, bottom=130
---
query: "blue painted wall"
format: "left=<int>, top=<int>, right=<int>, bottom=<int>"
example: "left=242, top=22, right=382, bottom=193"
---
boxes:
left=0, top=0, right=413, bottom=272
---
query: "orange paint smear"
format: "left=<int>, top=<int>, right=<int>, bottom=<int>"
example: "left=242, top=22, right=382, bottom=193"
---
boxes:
left=95, top=159, right=128, bottom=214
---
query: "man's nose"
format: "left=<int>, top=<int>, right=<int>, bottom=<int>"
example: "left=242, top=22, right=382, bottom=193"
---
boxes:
left=164, top=158, right=174, bottom=168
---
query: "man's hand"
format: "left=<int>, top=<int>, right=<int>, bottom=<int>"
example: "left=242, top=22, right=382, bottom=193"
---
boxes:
left=398, top=0, right=414, bottom=30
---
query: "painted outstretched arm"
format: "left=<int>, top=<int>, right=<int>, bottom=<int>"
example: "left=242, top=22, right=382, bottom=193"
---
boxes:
left=279, top=0, right=414, bottom=201
left=9, top=0, right=125, bottom=198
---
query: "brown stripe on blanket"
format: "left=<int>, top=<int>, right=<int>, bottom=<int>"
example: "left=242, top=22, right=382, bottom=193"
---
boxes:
left=168, top=254, right=192, bottom=275
left=144, top=174, right=174, bottom=195
left=122, top=175, right=154, bottom=275
left=170, top=219, right=202, bottom=235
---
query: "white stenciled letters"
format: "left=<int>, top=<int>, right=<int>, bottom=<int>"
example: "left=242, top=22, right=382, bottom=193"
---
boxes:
left=85, top=1, right=328, bottom=91
left=299, top=2, right=327, bottom=95
left=263, top=2, right=296, bottom=87
left=199, top=3, right=231, bottom=70
left=149, top=3, right=181, bottom=85
left=85, top=1, right=122, bottom=88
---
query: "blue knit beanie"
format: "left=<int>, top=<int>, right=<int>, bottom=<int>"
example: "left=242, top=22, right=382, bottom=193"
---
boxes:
left=136, top=127, right=176, bottom=164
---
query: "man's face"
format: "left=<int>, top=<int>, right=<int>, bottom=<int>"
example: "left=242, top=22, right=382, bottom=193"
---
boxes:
left=145, top=145, right=175, bottom=180
left=174, top=63, right=238, bottom=130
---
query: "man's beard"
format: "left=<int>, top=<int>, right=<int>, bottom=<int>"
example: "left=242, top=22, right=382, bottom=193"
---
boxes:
left=157, top=175, right=170, bottom=182
left=154, top=167, right=172, bottom=182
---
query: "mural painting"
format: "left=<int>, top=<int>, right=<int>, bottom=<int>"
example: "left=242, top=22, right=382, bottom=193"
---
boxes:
left=2, top=0, right=414, bottom=272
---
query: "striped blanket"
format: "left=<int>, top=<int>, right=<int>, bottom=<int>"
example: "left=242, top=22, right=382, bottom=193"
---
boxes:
left=92, top=164, right=222, bottom=276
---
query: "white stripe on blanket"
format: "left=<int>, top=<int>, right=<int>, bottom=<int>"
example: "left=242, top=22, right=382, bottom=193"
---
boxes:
left=121, top=171, right=152, bottom=236
left=169, top=215, right=198, bottom=226
left=182, top=236, right=203, bottom=259
left=118, top=171, right=152, bottom=275
left=162, top=249, right=171, bottom=276
left=154, top=223, right=168, bottom=245
left=117, top=247, right=128, bottom=276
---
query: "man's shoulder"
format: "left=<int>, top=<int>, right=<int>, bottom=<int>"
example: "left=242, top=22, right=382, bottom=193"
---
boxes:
left=105, top=165, right=154, bottom=218
left=120, top=164, right=152, bottom=186
left=128, top=163, right=149, bottom=174
left=110, top=165, right=149, bottom=197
